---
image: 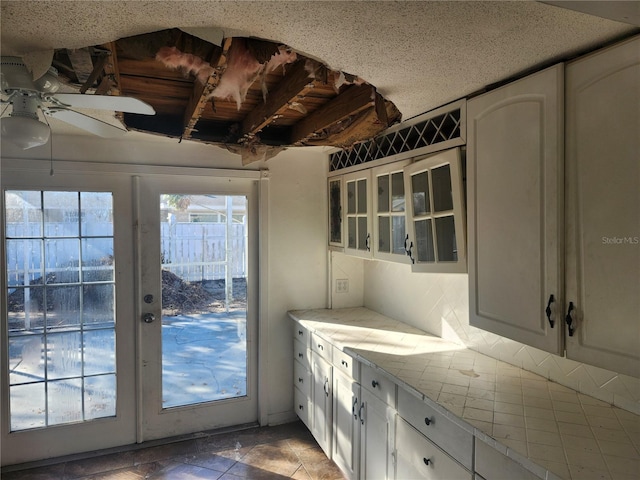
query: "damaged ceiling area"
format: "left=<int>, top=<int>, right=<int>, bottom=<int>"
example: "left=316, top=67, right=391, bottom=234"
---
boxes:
left=44, top=29, right=401, bottom=164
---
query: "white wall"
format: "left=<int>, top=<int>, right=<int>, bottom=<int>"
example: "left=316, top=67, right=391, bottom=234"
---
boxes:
left=347, top=258, right=640, bottom=415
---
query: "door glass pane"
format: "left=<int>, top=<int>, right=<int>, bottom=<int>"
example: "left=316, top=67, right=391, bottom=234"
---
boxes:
left=378, top=216, right=390, bottom=253
left=4, top=190, right=117, bottom=431
left=392, top=216, right=406, bottom=255
left=160, top=194, right=248, bottom=408
left=391, top=172, right=405, bottom=212
left=411, top=171, right=430, bottom=216
left=357, top=217, right=368, bottom=251
left=348, top=217, right=357, bottom=248
left=377, top=175, right=390, bottom=213
left=435, top=216, right=458, bottom=261
left=415, top=219, right=435, bottom=262
left=357, top=179, right=367, bottom=214
left=347, top=181, right=356, bottom=214
left=329, top=180, right=342, bottom=243
left=432, top=164, right=453, bottom=212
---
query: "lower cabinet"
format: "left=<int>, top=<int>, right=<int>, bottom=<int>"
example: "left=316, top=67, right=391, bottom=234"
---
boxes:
left=359, top=387, right=396, bottom=480
left=311, top=352, right=333, bottom=456
left=474, top=439, right=539, bottom=480
left=396, top=417, right=472, bottom=480
left=332, top=370, right=360, bottom=480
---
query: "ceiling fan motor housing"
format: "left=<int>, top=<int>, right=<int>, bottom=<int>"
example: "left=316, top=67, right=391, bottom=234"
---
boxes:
left=1, top=56, right=40, bottom=94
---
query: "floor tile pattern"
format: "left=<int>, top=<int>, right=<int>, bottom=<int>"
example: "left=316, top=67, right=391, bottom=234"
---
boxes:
left=0, top=421, right=345, bottom=480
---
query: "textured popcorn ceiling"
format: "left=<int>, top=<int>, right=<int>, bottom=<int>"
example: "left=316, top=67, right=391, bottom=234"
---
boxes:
left=1, top=1, right=637, bottom=121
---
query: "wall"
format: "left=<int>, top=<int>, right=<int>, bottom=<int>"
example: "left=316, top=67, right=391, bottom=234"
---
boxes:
left=1, top=133, right=330, bottom=426
left=331, top=254, right=640, bottom=415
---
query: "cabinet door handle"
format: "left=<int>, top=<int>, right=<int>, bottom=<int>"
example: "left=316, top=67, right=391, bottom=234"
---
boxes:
left=366, top=233, right=371, bottom=251
left=371, top=380, right=379, bottom=389
left=424, top=417, right=431, bottom=426
left=566, top=301, right=576, bottom=337
left=359, top=402, right=365, bottom=425
left=423, top=457, right=431, bottom=466
left=404, top=234, right=415, bottom=264
left=352, top=397, right=358, bottom=419
left=545, top=294, right=555, bottom=328
left=323, top=378, right=329, bottom=397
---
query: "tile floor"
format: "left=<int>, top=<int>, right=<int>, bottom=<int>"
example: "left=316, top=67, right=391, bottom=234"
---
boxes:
left=0, top=421, right=346, bottom=480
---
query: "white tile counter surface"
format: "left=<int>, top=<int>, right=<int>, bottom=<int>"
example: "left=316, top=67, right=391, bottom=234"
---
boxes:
left=288, top=307, right=640, bottom=480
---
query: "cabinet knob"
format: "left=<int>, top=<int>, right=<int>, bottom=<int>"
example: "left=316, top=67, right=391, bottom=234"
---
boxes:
left=423, top=457, right=431, bottom=466
left=545, top=294, right=555, bottom=328
left=371, top=380, right=379, bottom=389
left=424, top=417, right=431, bottom=426
left=566, top=302, right=576, bottom=336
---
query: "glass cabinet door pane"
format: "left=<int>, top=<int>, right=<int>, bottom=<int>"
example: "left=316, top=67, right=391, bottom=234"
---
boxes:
left=432, top=164, right=453, bottom=212
left=357, top=179, right=367, bottom=214
left=435, top=216, right=458, bottom=261
left=415, top=219, right=435, bottom=262
left=391, top=172, right=405, bottom=212
left=392, top=217, right=406, bottom=254
left=378, top=217, right=390, bottom=253
left=357, top=217, right=368, bottom=250
left=411, top=171, right=430, bottom=216
left=348, top=217, right=357, bottom=248
left=329, top=180, right=342, bottom=243
left=377, top=175, right=390, bottom=213
left=347, top=181, right=356, bottom=214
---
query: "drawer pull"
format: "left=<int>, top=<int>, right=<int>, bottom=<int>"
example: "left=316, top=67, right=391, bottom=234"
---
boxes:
left=298, top=404, right=304, bottom=410
left=341, top=360, right=348, bottom=367
left=298, top=330, right=303, bottom=336
left=298, top=377, right=304, bottom=383
left=423, top=457, right=431, bottom=466
left=318, top=344, right=324, bottom=350
left=424, top=417, right=431, bottom=426
left=371, top=380, right=379, bottom=389
left=298, top=353, right=303, bottom=358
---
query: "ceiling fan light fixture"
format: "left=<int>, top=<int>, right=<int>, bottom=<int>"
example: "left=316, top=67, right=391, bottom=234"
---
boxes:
left=1, top=115, right=51, bottom=149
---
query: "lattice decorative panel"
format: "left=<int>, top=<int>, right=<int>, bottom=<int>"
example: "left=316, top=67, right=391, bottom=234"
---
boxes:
left=330, top=104, right=464, bottom=171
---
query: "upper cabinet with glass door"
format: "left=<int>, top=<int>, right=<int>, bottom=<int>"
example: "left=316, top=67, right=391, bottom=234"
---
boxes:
left=403, top=148, right=467, bottom=273
left=343, top=170, right=372, bottom=258
left=372, top=160, right=412, bottom=264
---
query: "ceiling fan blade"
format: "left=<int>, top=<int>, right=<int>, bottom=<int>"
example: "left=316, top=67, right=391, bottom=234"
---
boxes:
left=46, top=108, right=128, bottom=138
left=52, top=93, right=155, bottom=115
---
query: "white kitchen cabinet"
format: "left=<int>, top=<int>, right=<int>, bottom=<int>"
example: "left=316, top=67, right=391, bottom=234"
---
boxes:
left=475, top=439, right=539, bottom=480
left=396, top=417, right=472, bottom=480
left=343, top=169, right=373, bottom=258
left=564, top=36, right=640, bottom=377
left=332, top=369, right=360, bottom=480
left=359, top=387, right=396, bottom=480
left=371, top=160, right=412, bottom=264
left=311, top=352, right=333, bottom=456
left=329, top=177, right=344, bottom=248
left=403, top=148, right=467, bottom=273
left=467, top=64, right=564, bottom=355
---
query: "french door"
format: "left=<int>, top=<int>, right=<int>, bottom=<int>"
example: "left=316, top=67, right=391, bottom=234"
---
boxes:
left=1, top=161, right=259, bottom=464
left=137, top=174, right=258, bottom=440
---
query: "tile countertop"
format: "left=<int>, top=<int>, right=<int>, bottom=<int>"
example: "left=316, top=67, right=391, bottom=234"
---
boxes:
left=288, top=307, right=640, bottom=480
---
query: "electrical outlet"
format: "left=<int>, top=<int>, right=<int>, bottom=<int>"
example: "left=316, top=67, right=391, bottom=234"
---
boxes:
left=336, top=279, right=349, bottom=293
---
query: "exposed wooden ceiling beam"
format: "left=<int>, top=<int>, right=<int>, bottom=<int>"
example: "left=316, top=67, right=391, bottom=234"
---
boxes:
left=182, top=37, right=232, bottom=139
left=79, top=52, right=110, bottom=94
left=241, top=59, right=318, bottom=137
left=100, top=42, right=123, bottom=122
left=290, top=84, right=381, bottom=145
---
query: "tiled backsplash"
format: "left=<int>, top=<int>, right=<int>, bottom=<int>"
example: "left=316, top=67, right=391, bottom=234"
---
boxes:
left=331, top=253, right=640, bottom=415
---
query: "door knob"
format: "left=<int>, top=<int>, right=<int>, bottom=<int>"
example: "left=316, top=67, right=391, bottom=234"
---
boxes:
left=142, top=312, right=155, bottom=323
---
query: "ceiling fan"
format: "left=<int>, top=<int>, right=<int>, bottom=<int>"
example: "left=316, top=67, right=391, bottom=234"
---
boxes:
left=1, top=56, right=155, bottom=149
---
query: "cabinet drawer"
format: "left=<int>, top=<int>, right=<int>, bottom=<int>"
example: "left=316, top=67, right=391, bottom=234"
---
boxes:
left=293, top=322, right=310, bottom=348
left=332, top=346, right=359, bottom=381
left=294, top=386, right=311, bottom=430
left=475, top=439, right=539, bottom=480
left=311, top=333, right=331, bottom=360
left=396, top=417, right=471, bottom=480
left=397, top=387, right=473, bottom=470
left=294, top=340, right=310, bottom=368
left=294, top=359, right=312, bottom=397
left=360, top=363, right=396, bottom=408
